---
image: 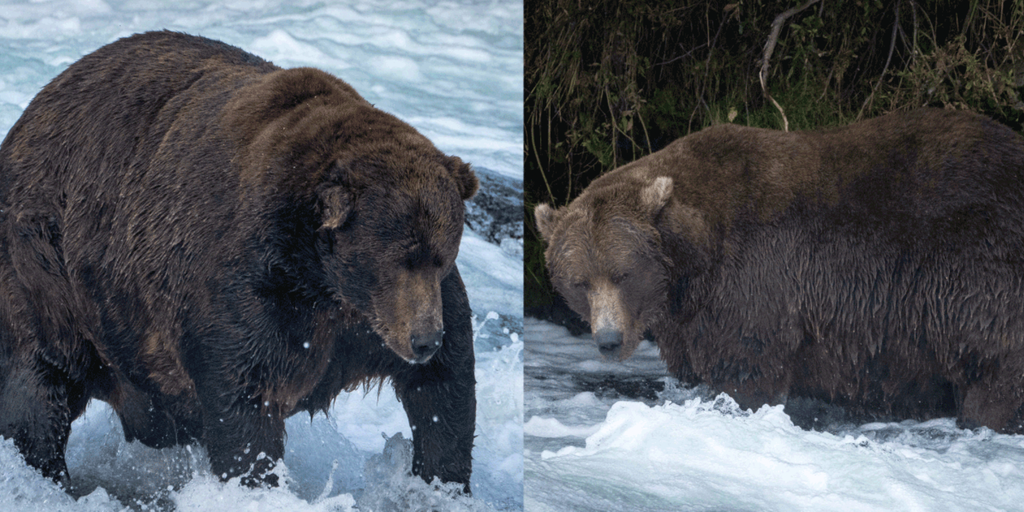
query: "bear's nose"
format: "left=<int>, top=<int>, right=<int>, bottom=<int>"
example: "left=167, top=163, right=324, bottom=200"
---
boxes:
left=411, top=330, right=443, bottom=363
left=594, top=329, right=623, bottom=359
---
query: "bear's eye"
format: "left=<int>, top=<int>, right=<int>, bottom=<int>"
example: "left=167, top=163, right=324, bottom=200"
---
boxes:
left=611, top=272, right=629, bottom=284
left=571, top=279, right=589, bottom=291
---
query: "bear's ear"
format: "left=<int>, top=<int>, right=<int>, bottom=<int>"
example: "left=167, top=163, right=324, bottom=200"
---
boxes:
left=534, top=204, right=563, bottom=242
left=318, top=186, right=352, bottom=230
left=641, top=176, right=673, bottom=216
left=444, top=156, right=478, bottom=200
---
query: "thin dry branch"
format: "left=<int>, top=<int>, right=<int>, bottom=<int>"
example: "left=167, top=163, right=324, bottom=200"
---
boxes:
left=759, top=0, right=820, bottom=131
left=859, top=0, right=902, bottom=119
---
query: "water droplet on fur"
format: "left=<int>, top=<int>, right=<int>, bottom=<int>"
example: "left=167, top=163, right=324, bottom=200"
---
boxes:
left=264, top=401, right=270, bottom=407
left=432, top=415, right=439, bottom=423
left=244, top=447, right=250, bottom=454
left=303, top=342, right=310, bottom=349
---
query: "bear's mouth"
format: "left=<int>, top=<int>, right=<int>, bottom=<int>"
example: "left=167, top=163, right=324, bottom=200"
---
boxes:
left=593, top=328, right=643, bottom=361
left=370, top=316, right=444, bottom=364
left=594, top=328, right=624, bottom=359
left=409, top=328, right=443, bottom=363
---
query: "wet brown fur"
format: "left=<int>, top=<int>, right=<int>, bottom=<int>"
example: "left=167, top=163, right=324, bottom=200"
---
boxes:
left=538, top=108, right=1024, bottom=433
left=0, top=31, right=477, bottom=490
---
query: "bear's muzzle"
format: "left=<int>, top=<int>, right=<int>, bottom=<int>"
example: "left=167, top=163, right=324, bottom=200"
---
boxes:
left=594, top=328, right=623, bottom=359
left=410, top=328, right=443, bottom=363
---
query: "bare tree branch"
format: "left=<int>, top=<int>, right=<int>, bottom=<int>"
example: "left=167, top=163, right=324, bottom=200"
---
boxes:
left=759, top=0, right=820, bottom=131
left=859, top=0, right=902, bottom=119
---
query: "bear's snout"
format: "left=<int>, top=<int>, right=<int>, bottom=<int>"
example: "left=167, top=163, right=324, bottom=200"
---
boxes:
left=588, top=280, right=637, bottom=359
left=374, top=269, right=445, bottom=363
left=411, top=329, right=443, bottom=363
left=594, top=329, right=623, bottom=359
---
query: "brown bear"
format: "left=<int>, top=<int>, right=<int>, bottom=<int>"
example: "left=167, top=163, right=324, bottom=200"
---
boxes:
left=0, top=31, right=478, bottom=490
left=536, top=108, right=1024, bottom=433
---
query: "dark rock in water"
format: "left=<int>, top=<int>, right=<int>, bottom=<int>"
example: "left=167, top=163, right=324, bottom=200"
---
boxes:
left=465, top=167, right=523, bottom=247
left=571, top=374, right=666, bottom=402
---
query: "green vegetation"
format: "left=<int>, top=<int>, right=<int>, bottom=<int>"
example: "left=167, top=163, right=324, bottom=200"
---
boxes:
left=525, top=0, right=1024, bottom=309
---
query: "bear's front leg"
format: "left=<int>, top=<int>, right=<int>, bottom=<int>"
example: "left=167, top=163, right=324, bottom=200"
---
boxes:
left=392, top=267, right=476, bottom=493
left=958, top=374, right=1024, bottom=433
left=198, top=384, right=286, bottom=487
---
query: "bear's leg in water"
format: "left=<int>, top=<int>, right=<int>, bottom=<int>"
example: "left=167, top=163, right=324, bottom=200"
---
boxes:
left=392, top=267, right=476, bottom=492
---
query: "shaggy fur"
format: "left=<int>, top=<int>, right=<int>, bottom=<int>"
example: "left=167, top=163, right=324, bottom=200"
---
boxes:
left=537, top=108, right=1024, bottom=432
left=0, top=31, right=477, bottom=490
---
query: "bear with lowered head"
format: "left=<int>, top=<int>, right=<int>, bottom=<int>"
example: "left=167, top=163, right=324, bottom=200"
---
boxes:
left=537, top=109, right=1024, bottom=433
left=0, top=31, right=478, bottom=490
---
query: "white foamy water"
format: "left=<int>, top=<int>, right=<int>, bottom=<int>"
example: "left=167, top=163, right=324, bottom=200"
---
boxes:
left=0, top=1, right=523, bottom=510
left=525, top=317, right=1024, bottom=511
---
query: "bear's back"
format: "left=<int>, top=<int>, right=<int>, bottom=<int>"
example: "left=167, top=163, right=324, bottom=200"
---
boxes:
left=0, top=31, right=281, bottom=235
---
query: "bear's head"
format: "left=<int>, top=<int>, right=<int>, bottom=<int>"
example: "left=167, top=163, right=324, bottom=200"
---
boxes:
left=314, top=146, right=476, bottom=364
left=225, top=67, right=477, bottom=364
left=535, top=176, right=710, bottom=360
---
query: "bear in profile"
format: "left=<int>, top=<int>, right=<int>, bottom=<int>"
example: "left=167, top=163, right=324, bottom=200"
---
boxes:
left=536, top=109, right=1024, bottom=432
left=0, top=31, right=478, bottom=490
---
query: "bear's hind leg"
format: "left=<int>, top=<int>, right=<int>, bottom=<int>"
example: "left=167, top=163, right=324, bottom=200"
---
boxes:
left=0, top=354, right=83, bottom=485
left=113, top=383, right=196, bottom=449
